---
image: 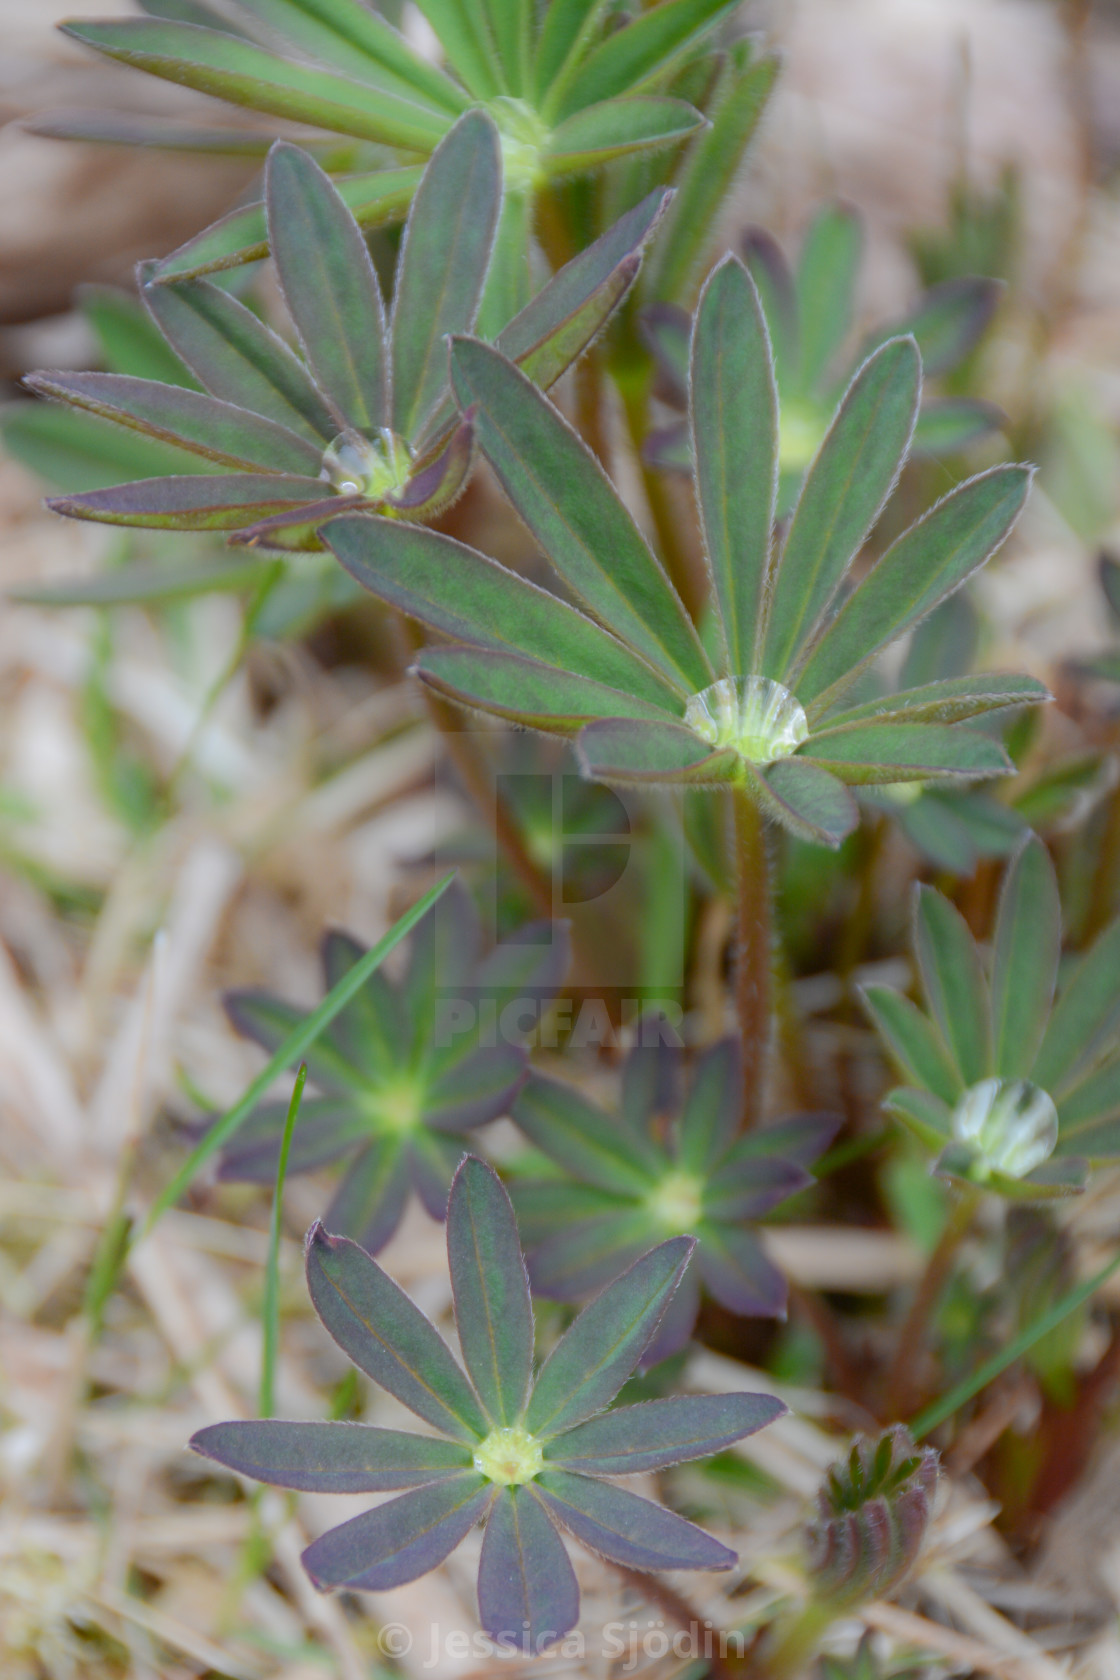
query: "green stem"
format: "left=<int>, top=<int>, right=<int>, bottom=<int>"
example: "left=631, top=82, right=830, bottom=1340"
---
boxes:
left=732, top=784, right=772, bottom=1128
left=757, top=1599, right=835, bottom=1680
left=885, top=1184, right=982, bottom=1418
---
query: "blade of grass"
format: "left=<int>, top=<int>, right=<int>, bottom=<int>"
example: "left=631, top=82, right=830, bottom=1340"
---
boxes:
left=144, top=871, right=455, bottom=1232
left=910, top=1245, right=1120, bottom=1439
left=259, top=1062, right=307, bottom=1420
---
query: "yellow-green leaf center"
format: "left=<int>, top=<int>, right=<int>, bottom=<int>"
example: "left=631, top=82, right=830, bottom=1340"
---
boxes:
left=473, top=1424, right=544, bottom=1486
left=367, top=1079, right=425, bottom=1134
left=647, top=1169, right=704, bottom=1232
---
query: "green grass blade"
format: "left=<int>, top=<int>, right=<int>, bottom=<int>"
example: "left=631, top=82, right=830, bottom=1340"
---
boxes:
left=690, top=255, right=777, bottom=675
left=145, top=872, right=454, bottom=1232
left=259, top=1062, right=306, bottom=1419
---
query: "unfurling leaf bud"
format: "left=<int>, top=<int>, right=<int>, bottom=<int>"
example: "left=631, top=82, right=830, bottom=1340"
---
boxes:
left=805, top=1427, right=939, bottom=1607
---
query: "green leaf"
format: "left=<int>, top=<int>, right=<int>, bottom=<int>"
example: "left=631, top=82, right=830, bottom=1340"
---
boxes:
left=556, top=0, right=737, bottom=114
left=24, top=371, right=321, bottom=475
left=801, top=722, right=1012, bottom=784
left=991, top=837, right=1061, bottom=1080
left=220, top=0, right=467, bottom=112
left=526, top=1237, right=692, bottom=1435
left=151, top=165, right=423, bottom=281
left=417, top=647, right=674, bottom=732
left=796, top=465, right=1033, bottom=711
left=324, top=516, right=682, bottom=710
left=223, top=990, right=379, bottom=1095
left=1033, top=918, right=1120, bottom=1095
left=544, top=97, right=704, bottom=173
left=141, top=273, right=337, bottom=442
left=690, top=255, right=777, bottom=675
left=676, top=1039, right=739, bottom=1173
left=481, top=0, right=530, bottom=92
left=80, top=284, right=199, bottom=385
left=301, top=1474, right=492, bottom=1589
left=577, top=719, right=740, bottom=787
left=391, top=111, right=502, bottom=442
left=794, top=205, right=861, bottom=394
left=910, top=398, right=1003, bottom=457
left=191, top=1419, right=472, bottom=1492
left=913, top=885, right=990, bottom=1085
left=266, top=142, right=388, bottom=434
left=8, top=552, right=272, bottom=607
left=306, top=1224, right=488, bottom=1442
left=512, top=1073, right=655, bottom=1195
left=478, top=1488, right=579, bottom=1645
left=882, top=1086, right=953, bottom=1150
left=860, top=985, right=962, bottom=1105
left=0, top=401, right=213, bottom=492
left=763, top=338, right=921, bottom=680
left=754, top=759, right=858, bottom=846
left=820, top=673, right=1050, bottom=730
left=879, top=277, right=1001, bottom=378
left=26, top=110, right=283, bottom=151
left=533, top=0, right=612, bottom=105
left=643, top=47, right=778, bottom=305
left=1055, top=1056, right=1120, bottom=1154
left=413, top=0, right=505, bottom=99
left=446, top=1159, right=534, bottom=1427
left=61, top=19, right=453, bottom=150
left=449, top=338, right=709, bottom=692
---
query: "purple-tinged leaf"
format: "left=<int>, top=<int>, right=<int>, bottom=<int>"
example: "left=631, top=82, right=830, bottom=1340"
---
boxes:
left=447, top=1159, right=534, bottom=1428
left=695, top=1222, right=788, bottom=1319
left=642, top=420, right=692, bottom=473
left=527, top=1211, right=655, bottom=1301
left=640, top=302, right=690, bottom=403
left=512, top=1073, right=655, bottom=1196
left=512, top=1180, right=634, bottom=1246
left=577, top=719, right=740, bottom=787
left=306, top=1224, right=488, bottom=1442
left=151, top=165, right=423, bottom=282
left=546, top=1392, right=785, bottom=1476
left=384, top=421, right=475, bottom=521
left=425, top=1045, right=528, bottom=1130
left=60, top=20, right=452, bottom=152
left=141, top=273, right=337, bottom=443
left=537, top=1470, right=736, bottom=1571
left=266, top=143, right=388, bottom=434
left=637, top=1261, right=700, bottom=1367
left=478, top=1488, right=580, bottom=1646
left=526, top=1238, right=692, bottom=1435
left=914, top=885, right=990, bottom=1087
left=819, top=673, right=1050, bottom=731
left=991, top=836, right=1060, bottom=1080
left=400, top=878, right=481, bottom=1047
left=690, top=256, right=777, bottom=676
left=320, top=931, right=404, bottom=1078
left=391, top=112, right=501, bottom=443
left=223, top=988, right=368, bottom=1095
left=191, top=1419, right=472, bottom=1492
left=229, top=495, right=366, bottom=550
left=24, top=372, right=321, bottom=475
left=417, top=647, right=675, bottom=733
left=754, top=759, right=858, bottom=848
left=801, top=723, right=1012, bottom=784
left=323, top=1138, right=411, bottom=1255
left=762, top=338, right=921, bottom=682
left=544, top=97, right=704, bottom=172
left=880, top=277, right=1002, bottom=377
left=302, top=1474, right=492, bottom=1591
left=448, top=338, right=709, bottom=694
left=703, top=1155, right=811, bottom=1221
left=216, top=1096, right=370, bottom=1183
left=45, top=473, right=331, bottom=532
left=325, top=516, right=682, bottom=710
left=735, top=1112, right=841, bottom=1170
left=472, top=920, right=572, bottom=1009
left=677, top=1039, right=741, bottom=1175
left=407, top=1130, right=469, bottom=1222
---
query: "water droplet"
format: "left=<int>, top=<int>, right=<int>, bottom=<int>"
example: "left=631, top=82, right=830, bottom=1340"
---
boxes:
left=684, top=676, right=809, bottom=764
left=951, top=1077, right=1058, bottom=1179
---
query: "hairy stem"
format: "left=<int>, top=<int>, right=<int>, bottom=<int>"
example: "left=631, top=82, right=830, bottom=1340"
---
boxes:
left=733, top=784, right=772, bottom=1127
left=885, top=1184, right=982, bottom=1418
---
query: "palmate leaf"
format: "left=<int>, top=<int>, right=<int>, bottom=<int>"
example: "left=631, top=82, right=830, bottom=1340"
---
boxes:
left=191, top=1157, right=783, bottom=1643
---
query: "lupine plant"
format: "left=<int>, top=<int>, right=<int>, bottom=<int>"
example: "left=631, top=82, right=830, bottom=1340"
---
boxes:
left=510, top=1036, right=838, bottom=1359
left=218, top=881, right=569, bottom=1249
left=191, top=1159, right=784, bottom=1643
left=322, top=256, right=1043, bottom=1108
left=863, top=834, right=1120, bottom=1196
left=26, top=116, right=667, bottom=553
left=641, top=205, right=1002, bottom=500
